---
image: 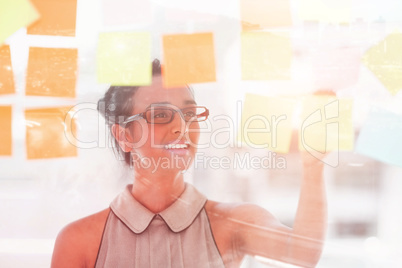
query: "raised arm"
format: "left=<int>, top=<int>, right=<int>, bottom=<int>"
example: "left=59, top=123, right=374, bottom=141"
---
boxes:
left=231, top=152, right=327, bottom=267
left=287, top=152, right=327, bottom=266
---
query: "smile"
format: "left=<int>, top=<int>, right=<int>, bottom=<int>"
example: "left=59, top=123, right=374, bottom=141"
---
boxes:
left=164, top=142, right=190, bottom=149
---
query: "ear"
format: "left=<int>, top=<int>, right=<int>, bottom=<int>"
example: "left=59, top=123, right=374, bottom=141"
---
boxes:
left=111, top=124, right=134, bottom=153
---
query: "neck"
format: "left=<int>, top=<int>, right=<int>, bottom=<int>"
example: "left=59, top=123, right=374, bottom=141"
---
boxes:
left=131, top=170, right=185, bottom=213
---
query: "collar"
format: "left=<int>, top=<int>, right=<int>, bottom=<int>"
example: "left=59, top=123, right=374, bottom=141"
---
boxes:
left=110, top=183, right=207, bottom=234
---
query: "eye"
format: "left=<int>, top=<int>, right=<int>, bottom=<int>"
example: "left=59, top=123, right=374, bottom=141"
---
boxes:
left=183, top=110, right=196, bottom=117
left=153, top=111, right=169, bottom=118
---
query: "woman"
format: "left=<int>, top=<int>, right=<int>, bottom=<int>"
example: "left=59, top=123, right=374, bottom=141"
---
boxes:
left=51, top=60, right=327, bottom=268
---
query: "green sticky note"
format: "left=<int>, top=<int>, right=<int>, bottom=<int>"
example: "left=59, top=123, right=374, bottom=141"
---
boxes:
left=97, top=32, right=151, bottom=86
left=241, top=32, right=292, bottom=80
left=0, top=0, right=40, bottom=44
left=238, top=94, right=296, bottom=153
left=362, top=32, right=402, bottom=95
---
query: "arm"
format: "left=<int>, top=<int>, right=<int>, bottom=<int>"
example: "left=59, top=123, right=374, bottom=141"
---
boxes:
left=287, top=153, right=327, bottom=266
left=233, top=153, right=327, bottom=267
left=51, top=223, right=86, bottom=268
left=51, top=209, right=110, bottom=268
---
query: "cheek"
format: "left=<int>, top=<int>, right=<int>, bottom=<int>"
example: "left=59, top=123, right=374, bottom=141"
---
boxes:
left=188, top=122, right=200, bottom=143
left=128, top=121, right=149, bottom=144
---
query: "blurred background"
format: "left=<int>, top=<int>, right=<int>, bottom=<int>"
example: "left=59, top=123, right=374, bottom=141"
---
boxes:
left=1, top=0, right=402, bottom=267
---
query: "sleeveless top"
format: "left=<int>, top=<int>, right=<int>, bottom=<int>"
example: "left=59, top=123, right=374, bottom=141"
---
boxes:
left=95, top=183, right=225, bottom=268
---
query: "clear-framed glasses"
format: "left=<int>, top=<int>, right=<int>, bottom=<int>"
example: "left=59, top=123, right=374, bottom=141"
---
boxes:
left=122, top=105, right=209, bottom=126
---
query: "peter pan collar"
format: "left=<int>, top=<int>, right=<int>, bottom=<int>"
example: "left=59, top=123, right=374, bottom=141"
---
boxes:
left=110, top=183, right=207, bottom=234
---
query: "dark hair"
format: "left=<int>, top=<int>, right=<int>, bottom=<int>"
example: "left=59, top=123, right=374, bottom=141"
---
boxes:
left=97, top=59, right=162, bottom=165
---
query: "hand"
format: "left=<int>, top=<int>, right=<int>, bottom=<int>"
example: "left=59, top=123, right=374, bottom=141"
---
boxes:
left=300, top=150, right=327, bottom=168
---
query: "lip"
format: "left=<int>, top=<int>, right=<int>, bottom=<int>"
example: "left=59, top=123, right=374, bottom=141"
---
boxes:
left=164, top=141, right=191, bottom=155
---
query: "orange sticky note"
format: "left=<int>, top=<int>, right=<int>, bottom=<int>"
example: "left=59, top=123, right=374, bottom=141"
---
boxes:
left=0, top=106, right=12, bottom=156
left=0, top=45, right=15, bottom=95
left=26, top=47, right=77, bottom=98
left=162, top=33, right=216, bottom=87
left=0, top=0, right=40, bottom=44
left=362, top=32, right=402, bottom=95
left=238, top=94, right=296, bottom=153
left=25, top=107, right=77, bottom=159
left=241, top=0, right=292, bottom=30
left=299, top=95, right=354, bottom=153
left=241, top=32, right=292, bottom=80
left=27, top=0, right=77, bottom=36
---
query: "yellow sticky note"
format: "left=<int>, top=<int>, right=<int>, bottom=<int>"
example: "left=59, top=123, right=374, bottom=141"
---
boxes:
left=0, top=0, right=40, bottom=44
left=26, top=47, right=77, bottom=98
left=239, top=94, right=296, bottom=153
left=97, top=32, right=151, bottom=86
left=0, top=45, right=15, bottom=95
left=0, top=106, right=12, bottom=156
left=27, top=0, right=77, bottom=36
left=25, top=107, right=77, bottom=159
left=299, top=95, right=354, bottom=153
left=241, top=0, right=292, bottom=30
left=362, top=33, right=402, bottom=95
left=162, top=33, right=216, bottom=87
left=298, top=0, right=351, bottom=24
left=241, top=32, right=292, bottom=80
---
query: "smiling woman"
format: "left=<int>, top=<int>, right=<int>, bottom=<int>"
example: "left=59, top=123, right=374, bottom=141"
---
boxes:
left=51, top=59, right=327, bottom=268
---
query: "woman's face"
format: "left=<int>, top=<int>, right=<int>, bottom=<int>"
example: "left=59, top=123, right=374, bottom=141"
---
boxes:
left=126, top=76, right=200, bottom=176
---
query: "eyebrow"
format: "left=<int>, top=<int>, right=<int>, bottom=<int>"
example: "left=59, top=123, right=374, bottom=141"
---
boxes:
left=146, top=100, right=197, bottom=109
left=184, top=100, right=197, bottom=105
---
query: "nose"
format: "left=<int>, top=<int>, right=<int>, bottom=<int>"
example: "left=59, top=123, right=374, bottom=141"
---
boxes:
left=170, top=110, right=188, bottom=134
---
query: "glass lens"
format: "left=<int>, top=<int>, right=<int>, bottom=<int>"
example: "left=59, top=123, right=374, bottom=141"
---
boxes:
left=145, top=108, right=174, bottom=123
left=144, top=106, right=208, bottom=123
left=181, top=107, right=208, bottom=122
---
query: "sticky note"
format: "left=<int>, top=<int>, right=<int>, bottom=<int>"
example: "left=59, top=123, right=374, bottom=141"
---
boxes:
left=241, top=32, right=292, bottom=80
left=0, top=106, right=12, bottom=156
left=27, top=0, right=77, bottom=36
left=312, top=46, right=360, bottom=90
left=362, top=33, right=402, bottom=95
left=356, top=108, right=402, bottom=167
left=0, top=0, right=39, bottom=44
left=238, top=94, right=296, bottom=153
left=25, top=107, right=77, bottom=159
left=102, top=0, right=152, bottom=26
left=97, top=32, right=151, bottom=86
left=240, top=0, right=292, bottom=30
left=162, top=33, right=216, bottom=87
left=0, top=45, right=15, bottom=95
left=299, top=95, right=354, bottom=153
left=298, top=0, right=351, bottom=24
left=26, top=47, right=77, bottom=98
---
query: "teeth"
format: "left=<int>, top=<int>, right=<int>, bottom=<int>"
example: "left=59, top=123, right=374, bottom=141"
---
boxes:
left=164, top=143, right=189, bottom=149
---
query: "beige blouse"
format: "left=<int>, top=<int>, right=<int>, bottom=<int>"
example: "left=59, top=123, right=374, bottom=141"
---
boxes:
left=95, top=183, right=225, bottom=267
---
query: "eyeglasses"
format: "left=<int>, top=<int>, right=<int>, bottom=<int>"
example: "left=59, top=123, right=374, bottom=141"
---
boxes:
left=122, top=105, right=209, bottom=125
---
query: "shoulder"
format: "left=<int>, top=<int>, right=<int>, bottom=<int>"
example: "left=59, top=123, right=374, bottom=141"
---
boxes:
left=205, top=200, right=278, bottom=227
left=205, top=200, right=291, bottom=262
left=51, top=208, right=111, bottom=268
left=205, top=200, right=284, bottom=263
